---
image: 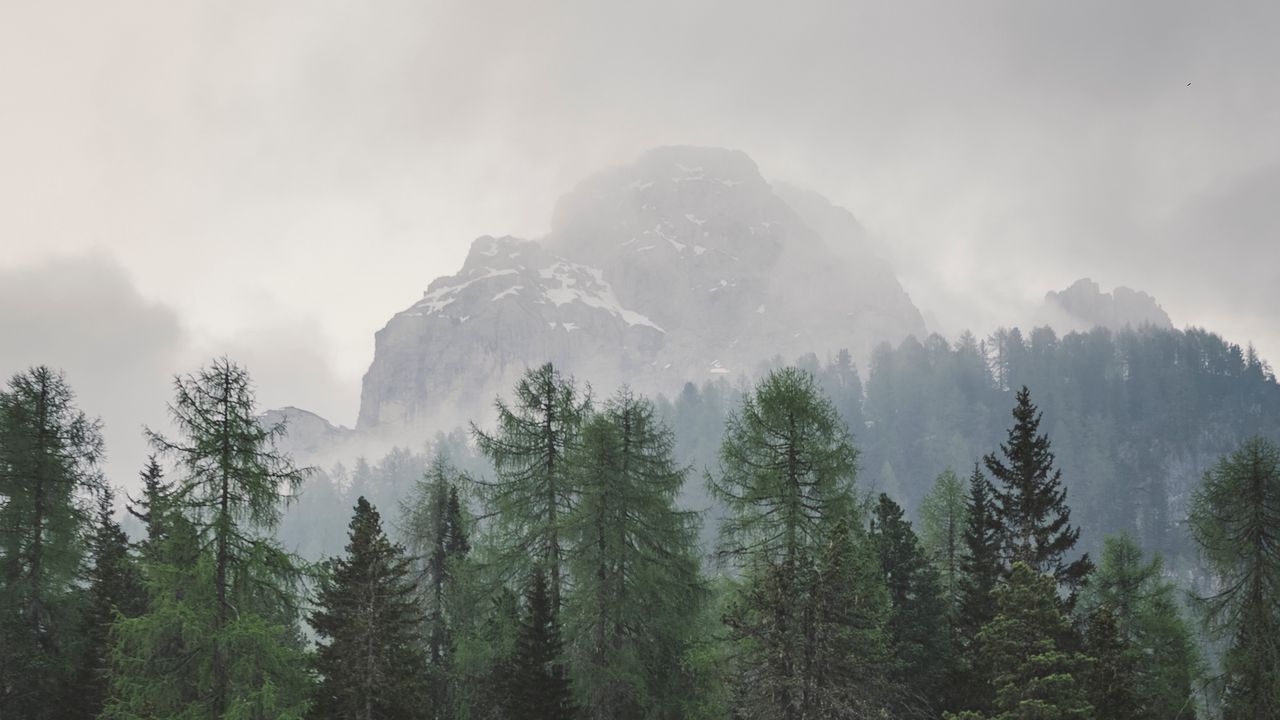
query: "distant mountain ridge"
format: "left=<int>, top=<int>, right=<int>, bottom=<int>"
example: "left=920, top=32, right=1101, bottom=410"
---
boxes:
left=356, top=146, right=926, bottom=432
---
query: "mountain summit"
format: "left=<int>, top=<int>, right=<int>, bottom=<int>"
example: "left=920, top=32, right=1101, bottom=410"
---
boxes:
left=357, top=146, right=926, bottom=431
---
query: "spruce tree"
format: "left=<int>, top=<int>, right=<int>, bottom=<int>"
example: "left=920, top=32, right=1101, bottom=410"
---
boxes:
left=507, top=566, right=575, bottom=720
left=310, top=497, right=430, bottom=720
left=984, top=386, right=1091, bottom=598
left=103, top=358, right=311, bottom=719
left=1188, top=437, right=1280, bottom=719
left=870, top=493, right=949, bottom=716
left=1083, top=606, right=1141, bottom=720
left=956, top=563, right=1093, bottom=720
left=0, top=366, right=105, bottom=719
left=73, top=486, right=146, bottom=719
left=564, top=390, right=703, bottom=720
left=125, top=454, right=170, bottom=557
left=401, top=456, right=472, bottom=719
left=472, top=362, right=589, bottom=616
left=955, top=464, right=1003, bottom=714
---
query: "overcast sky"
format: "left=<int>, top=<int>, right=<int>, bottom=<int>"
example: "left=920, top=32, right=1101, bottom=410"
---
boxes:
left=2, top=1, right=1278, bottom=482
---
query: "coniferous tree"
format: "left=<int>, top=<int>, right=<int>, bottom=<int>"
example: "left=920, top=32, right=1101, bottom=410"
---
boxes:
left=984, top=386, right=1092, bottom=598
left=0, top=367, right=105, bottom=719
left=1188, top=437, right=1280, bottom=719
left=920, top=467, right=969, bottom=615
left=711, top=367, right=887, bottom=718
left=126, top=454, right=170, bottom=557
left=507, top=566, right=575, bottom=720
left=952, top=563, right=1093, bottom=720
left=104, top=358, right=311, bottom=719
left=73, top=486, right=146, bottom=719
left=472, top=363, right=589, bottom=616
left=870, top=493, right=949, bottom=717
left=310, top=497, right=430, bottom=720
left=955, top=464, right=1004, bottom=714
left=401, top=456, right=472, bottom=720
left=564, top=390, right=703, bottom=720
left=1084, top=534, right=1200, bottom=719
left=1082, top=606, right=1141, bottom=720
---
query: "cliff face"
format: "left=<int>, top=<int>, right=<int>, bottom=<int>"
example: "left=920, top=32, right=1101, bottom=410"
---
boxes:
left=357, top=146, right=926, bottom=432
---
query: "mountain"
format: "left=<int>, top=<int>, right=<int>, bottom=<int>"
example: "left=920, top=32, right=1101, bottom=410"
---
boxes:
left=357, top=146, right=926, bottom=432
left=1038, top=278, right=1172, bottom=332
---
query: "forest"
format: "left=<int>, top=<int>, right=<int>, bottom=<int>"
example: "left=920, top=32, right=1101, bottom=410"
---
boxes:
left=2, top=324, right=1279, bottom=719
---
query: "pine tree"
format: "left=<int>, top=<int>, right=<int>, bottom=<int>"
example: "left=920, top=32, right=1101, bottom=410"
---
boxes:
left=956, top=563, right=1093, bottom=720
left=955, top=464, right=1003, bottom=714
left=507, top=566, right=575, bottom=720
left=870, top=493, right=949, bottom=716
left=401, top=456, right=472, bottom=719
left=310, top=497, right=430, bottom=720
left=1188, top=437, right=1280, bottom=720
left=0, top=366, right=105, bottom=719
left=984, top=386, right=1092, bottom=598
left=103, top=358, right=311, bottom=719
left=564, top=390, right=703, bottom=720
left=472, top=362, right=589, bottom=616
left=73, top=486, right=146, bottom=719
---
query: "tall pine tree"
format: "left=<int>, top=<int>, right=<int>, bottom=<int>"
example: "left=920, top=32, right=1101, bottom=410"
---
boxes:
left=310, top=497, right=430, bottom=720
left=955, top=464, right=1003, bottom=714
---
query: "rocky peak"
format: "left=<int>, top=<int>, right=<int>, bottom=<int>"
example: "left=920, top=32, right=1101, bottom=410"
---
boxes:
left=1041, top=278, right=1172, bottom=332
left=357, top=147, right=927, bottom=433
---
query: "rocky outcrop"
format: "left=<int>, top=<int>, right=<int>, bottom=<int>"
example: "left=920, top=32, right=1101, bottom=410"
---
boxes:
left=357, top=146, right=927, bottom=432
left=1041, top=278, right=1173, bottom=332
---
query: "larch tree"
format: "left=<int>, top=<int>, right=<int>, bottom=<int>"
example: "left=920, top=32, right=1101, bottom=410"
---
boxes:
left=1188, top=437, right=1280, bottom=720
left=0, top=366, right=105, bottom=719
left=564, top=389, right=703, bottom=720
left=103, top=358, right=311, bottom=720
left=920, top=467, right=969, bottom=615
left=310, top=497, right=430, bottom=720
left=710, top=367, right=885, bottom=719
left=472, top=362, right=589, bottom=617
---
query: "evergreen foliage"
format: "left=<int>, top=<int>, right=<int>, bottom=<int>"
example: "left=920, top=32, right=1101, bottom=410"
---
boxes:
left=472, top=362, right=589, bottom=616
left=103, top=358, right=311, bottom=720
left=507, top=566, right=575, bottom=720
left=984, top=386, right=1092, bottom=598
left=310, top=497, right=429, bottom=720
left=563, top=390, right=703, bottom=720
left=1189, top=436, right=1280, bottom=719
left=0, top=366, right=105, bottom=719
left=870, top=493, right=949, bottom=716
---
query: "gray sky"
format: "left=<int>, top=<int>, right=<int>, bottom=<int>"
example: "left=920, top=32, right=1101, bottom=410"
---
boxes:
left=2, top=1, right=1278, bottom=482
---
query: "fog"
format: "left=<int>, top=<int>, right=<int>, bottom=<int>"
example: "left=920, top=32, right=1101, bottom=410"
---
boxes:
left=2, top=1, right=1278, bottom=484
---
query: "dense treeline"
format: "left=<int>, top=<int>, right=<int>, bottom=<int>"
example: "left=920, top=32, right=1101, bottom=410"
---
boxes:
left=1, top=327, right=1278, bottom=717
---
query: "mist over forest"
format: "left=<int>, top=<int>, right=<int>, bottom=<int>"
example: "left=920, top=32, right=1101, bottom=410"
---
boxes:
left=4, top=2, right=1280, bottom=719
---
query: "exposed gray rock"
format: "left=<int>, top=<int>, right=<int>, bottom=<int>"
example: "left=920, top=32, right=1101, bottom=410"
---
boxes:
left=1042, top=278, right=1173, bottom=332
left=357, top=146, right=927, bottom=433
